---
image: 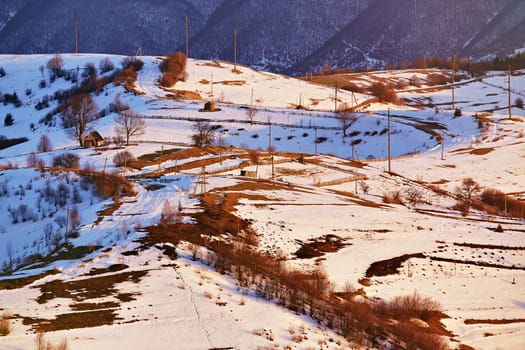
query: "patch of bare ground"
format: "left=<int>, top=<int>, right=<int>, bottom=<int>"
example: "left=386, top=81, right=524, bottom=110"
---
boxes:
left=158, top=88, right=202, bottom=100
left=84, top=264, right=129, bottom=276
left=23, top=309, right=119, bottom=332
left=35, top=270, right=147, bottom=304
left=429, top=256, right=525, bottom=271
left=453, top=242, right=525, bottom=251
left=337, top=160, right=366, bottom=168
left=328, top=189, right=387, bottom=208
left=431, top=179, right=449, bottom=185
left=216, top=80, right=246, bottom=86
left=464, top=319, right=525, bottom=325
left=0, top=269, right=59, bottom=290
left=70, top=301, right=120, bottom=311
left=366, top=254, right=426, bottom=278
left=16, top=269, right=148, bottom=332
left=469, top=147, right=495, bottom=155
left=294, top=235, right=350, bottom=259
left=134, top=146, right=247, bottom=176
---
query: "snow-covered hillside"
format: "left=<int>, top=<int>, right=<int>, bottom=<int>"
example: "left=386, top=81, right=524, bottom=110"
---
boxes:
left=0, top=54, right=524, bottom=350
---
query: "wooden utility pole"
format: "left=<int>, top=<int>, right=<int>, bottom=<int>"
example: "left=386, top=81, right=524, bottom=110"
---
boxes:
left=269, top=122, right=274, bottom=179
left=388, top=108, right=392, bottom=174
left=233, top=23, right=238, bottom=71
left=157, top=145, right=164, bottom=178
left=74, top=11, right=79, bottom=54
left=508, top=64, right=512, bottom=120
left=314, top=127, right=318, bottom=154
left=451, top=55, right=456, bottom=110
left=441, top=134, right=445, bottom=160
left=201, top=165, right=206, bottom=194
left=65, top=207, right=70, bottom=243
left=334, top=84, right=338, bottom=113
left=185, top=16, right=189, bottom=58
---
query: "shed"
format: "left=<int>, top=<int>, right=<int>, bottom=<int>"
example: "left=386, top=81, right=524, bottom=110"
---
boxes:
left=84, top=131, right=105, bottom=148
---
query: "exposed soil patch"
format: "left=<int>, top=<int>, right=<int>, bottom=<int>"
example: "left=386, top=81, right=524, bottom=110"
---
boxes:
left=23, top=309, right=119, bottom=332
left=453, top=242, right=525, bottom=251
left=294, top=235, right=350, bottom=259
left=70, top=301, right=120, bottom=311
left=217, top=80, right=246, bottom=86
left=469, top=147, right=495, bottom=156
left=430, top=256, right=525, bottom=271
left=35, top=270, right=147, bottom=304
left=0, top=269, right=59, bottom=290
left=85, top=264, right=129, bottom=276
left=366, top=253, right=426, bottom=278
left=464, top=319, right=525, bottom=325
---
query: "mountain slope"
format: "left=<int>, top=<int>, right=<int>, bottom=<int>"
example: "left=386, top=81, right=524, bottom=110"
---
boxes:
left=290, top=0, right=523, bottom=73
left=0, top=1, right=524, bottom=73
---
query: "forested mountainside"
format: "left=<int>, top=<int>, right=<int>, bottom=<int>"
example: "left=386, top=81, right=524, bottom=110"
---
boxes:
left=0, top=0, right=524, bottom=73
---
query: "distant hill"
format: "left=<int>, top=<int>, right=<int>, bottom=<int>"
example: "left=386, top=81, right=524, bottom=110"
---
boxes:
left=0, top=0, right=524, bottom=73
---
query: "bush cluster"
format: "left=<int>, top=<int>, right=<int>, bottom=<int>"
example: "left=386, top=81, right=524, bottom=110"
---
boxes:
left=369, top=82, right=398, bottom=103
left=160, top=52, right=187, bottom=87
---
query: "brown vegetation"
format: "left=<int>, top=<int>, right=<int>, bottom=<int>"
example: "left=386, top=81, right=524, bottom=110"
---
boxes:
left=0, top=311, right=12, bottom=336
left=160, top=52, right=187, bottom=87
left=480, top=188, right=525, bottom=218
left=369, top=82, right=398, bottom=103
left=142, top=181, right=450, bottom=349
left=366, top=254, right=425, bottom=278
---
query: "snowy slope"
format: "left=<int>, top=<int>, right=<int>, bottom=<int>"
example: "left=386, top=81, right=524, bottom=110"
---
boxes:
left=0, top=54, right=524, bottom=350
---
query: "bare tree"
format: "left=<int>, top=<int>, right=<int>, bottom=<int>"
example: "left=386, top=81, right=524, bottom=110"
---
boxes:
left=405, top=187, right=423, bottom=207
left=114, top=110, right=146, bottom=146
left=160, top=200, right=176, bottom=224
left=37, top=134, right=52, bottom=152
left=455, top=178, right=480, bottom=214
left=336, top=103, right=356, bottom=141
left=246, top=107, right=257, bottom=124
left=247, top=148, right=261, bottom=176
left=47, top=52, right=64, bottom=78
left=61, top=93, right=98, bottom=146
left=191, top=121, right=215, bottom=147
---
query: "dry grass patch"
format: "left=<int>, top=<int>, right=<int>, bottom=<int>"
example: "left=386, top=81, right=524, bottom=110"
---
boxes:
left=469, top=147, right=495, bottom=155
left=294, top=234, right=350, bottom=259
left=25, top=309, right=118, bottom=332
left=0, top=269, right=59, bottom=290
left=35, top=270, right=147, bottom=304
left=217, top=80, right=246, bottom=86
left=464, top=318, right=525, bottom=325
left=0, top=311, right=12, bottom=336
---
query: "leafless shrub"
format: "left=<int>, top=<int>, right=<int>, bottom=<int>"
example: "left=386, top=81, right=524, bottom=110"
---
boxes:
left=160, top=52, right=187, bottom=87
left=34, top=331, right=69, bottom=350
left=99, top=58, right=115, bottom=73
left=37, top=134, right=52, bottom=152
left=52, top=153, right=80, bottom=169
left=47, top=52, right=64, bottom=79
left=369, top=82, right=398, bottom=103
left=0, top=311, right=12, bottom=336
left=27, top=152, right=44, bottom=168
left=113, top=151, right=135, bottom=167
left=455, top=178, right=480, bottom=215
left=390, top=291, right=442, bottom=321
left=191, top=121, right=216, bottom=147
left=481, top=188, right=525, bottom=218
left=383, top=191, right=403, bottom=204
left=359, top=181, right=370, bottom=194
left=160, top=200, right=177, bottom=224
left=405, top=187, right=423, bottom=207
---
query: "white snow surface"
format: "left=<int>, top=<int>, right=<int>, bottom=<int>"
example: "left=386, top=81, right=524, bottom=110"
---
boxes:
left=0, top=54, right=524, bottom=349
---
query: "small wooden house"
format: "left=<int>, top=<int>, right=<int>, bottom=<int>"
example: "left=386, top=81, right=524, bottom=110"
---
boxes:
left=84, top=131, right=105, bottom=148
